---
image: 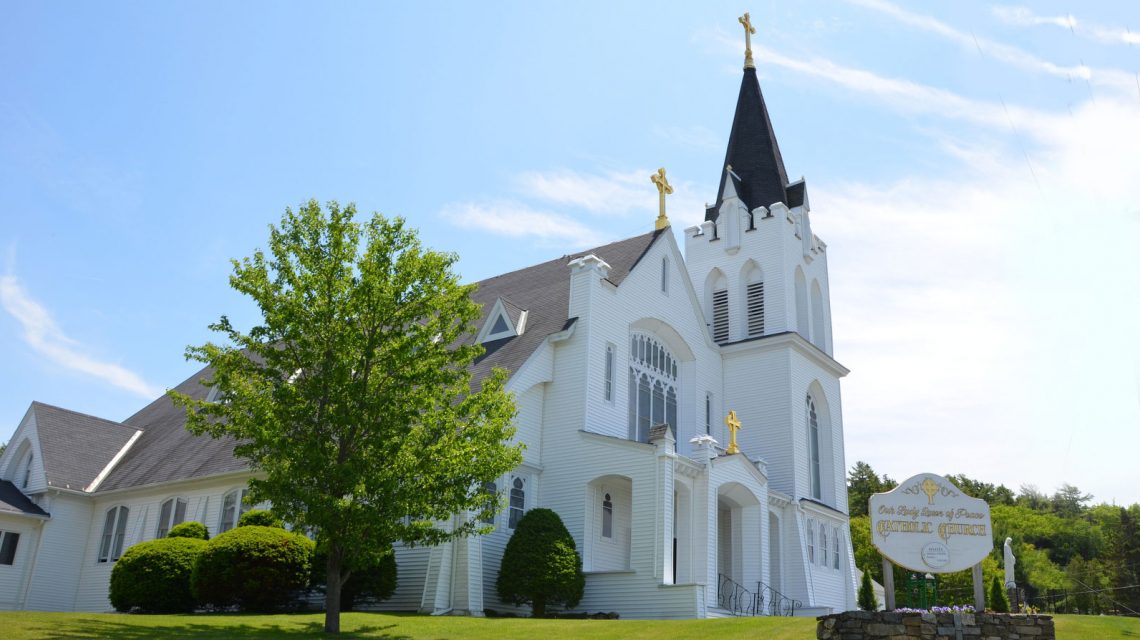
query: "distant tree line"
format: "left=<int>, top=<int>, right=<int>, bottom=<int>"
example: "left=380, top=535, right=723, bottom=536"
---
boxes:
left=847, top=461, right=1140, bottom=614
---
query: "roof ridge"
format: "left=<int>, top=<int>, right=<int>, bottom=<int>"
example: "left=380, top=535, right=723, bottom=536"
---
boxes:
left=471, top=230, right=659, bottom=288
left=32, top=401, right=142, bottom=433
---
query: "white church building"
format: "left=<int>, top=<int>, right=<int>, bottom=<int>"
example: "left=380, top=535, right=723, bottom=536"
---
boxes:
left=0, top=46, right=856, bottom=619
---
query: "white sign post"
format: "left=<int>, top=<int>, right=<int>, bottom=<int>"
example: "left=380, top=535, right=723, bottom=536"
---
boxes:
left=869, top=473, right=993, bottom=611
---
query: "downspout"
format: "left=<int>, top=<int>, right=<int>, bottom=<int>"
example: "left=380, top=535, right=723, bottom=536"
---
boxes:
left=19, top=490, right=55, bottom=610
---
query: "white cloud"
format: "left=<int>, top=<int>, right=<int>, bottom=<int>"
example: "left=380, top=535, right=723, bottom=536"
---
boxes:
left=514, top=169, right=655, bottom=216
left=0, top=275, right=164, bottom=398
left=993, top=6, right=1140, bottom=46
left=440, top=200, right=609, bottom=247
left=843, top=0, right=1138, bottom=94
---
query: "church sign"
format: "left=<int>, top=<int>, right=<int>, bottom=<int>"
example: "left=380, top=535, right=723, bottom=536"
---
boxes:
left=869, top=473, right=993, bottom=574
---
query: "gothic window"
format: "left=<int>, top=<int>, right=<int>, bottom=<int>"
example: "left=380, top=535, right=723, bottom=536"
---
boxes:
left=508, top=476, right=526, bottom=529
left=808, top=396, right=822, bottom=500
left=820, top=524, right=829, bottom=568
left=0, top=531, right=19, bottom=565
left=627, top=333, right=678, bottom=442
left=22, top=453, right=32, bottom=489
left=219, top=488, right=251, bottom=533
left=832, top=526, right=841, bottom=570
left=481, top=481, right=497, bottom=525
left=98, top=506, right=130, bottom=563
left=155, top=497, right=188, bottom=538
left=603, top=344, right=614, bottom=403
left=661, top=257, right=669, bottom=294
left=602, top=493, right=613, bottom=539
left=806, top=518, right=816, bottom=564
left=712, top=289, right=729, bottom=343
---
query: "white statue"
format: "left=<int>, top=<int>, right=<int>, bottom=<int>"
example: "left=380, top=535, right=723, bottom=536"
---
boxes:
left=1004, top=537, right=1016, bottom=588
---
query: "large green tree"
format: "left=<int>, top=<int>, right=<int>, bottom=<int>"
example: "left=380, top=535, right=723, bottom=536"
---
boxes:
left=847, top=461, right=895, bottom=518
left=171, top=200, right=523, bottom=633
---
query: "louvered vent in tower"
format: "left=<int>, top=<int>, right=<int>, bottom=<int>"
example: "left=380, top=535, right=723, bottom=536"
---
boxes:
left=712, top=289, right=729, bottom=344
left=747, top=281, right=764, bottom=337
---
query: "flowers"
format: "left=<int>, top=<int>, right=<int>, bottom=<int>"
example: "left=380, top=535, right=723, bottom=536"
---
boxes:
left=894, top=605, right=975, bottom=613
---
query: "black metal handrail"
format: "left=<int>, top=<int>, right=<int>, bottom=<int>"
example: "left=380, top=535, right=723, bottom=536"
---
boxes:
left=756, top=580, right=801, bottom=616
left=717, top=573, right=757, bottom=616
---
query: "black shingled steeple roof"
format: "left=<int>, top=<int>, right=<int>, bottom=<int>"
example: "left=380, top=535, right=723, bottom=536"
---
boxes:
left=707, top=66, right=790, bottom=221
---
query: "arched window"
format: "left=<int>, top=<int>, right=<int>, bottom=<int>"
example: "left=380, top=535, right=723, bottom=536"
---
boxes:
left=811, top=279, right=825, bottom=349
left=795, top=267, right=809, bottom=339
left=807, top=395, right=822, bottom=500
left=219, top=488, right=251, bottom=533
left=832, top=526, right=841, bottom=570
left=705, top=270, right=729, bottom=344
left=819, top=524, right=829, bottom=568
left=602, top=493, right=613, bottom=539
left=741, top=261, right=764, bottom=338
left=98, top=506, right=130, bottom=563
left=627, top=333, right=678, bottom=442
left=22, top=453, right=32, bottom=489
left=806, top=517, right=816, bottom=564
left=508, top=476, right=526, bottom=529
left=481, top=481, right=497, bottom=525
left=155, top=498, right=188, bottom=538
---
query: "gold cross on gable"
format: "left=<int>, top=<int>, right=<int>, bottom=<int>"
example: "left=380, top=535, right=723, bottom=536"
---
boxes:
left=725, top=410, right=742, bottom=455
left=739, top=13, right=756, bottom=69
left=651, top=168, right=674, bottom=230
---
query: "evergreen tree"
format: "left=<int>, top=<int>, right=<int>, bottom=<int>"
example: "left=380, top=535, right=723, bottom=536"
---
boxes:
left=847, top=462, right=895, bottom=518
left=989, top=575, right=1010, bottom=613
left=496, top=508, right=584, bottom=617
left=857, top=570, right=878, bottom=611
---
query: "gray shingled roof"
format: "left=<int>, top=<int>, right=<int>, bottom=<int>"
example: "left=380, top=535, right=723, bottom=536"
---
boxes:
left=96, top=230, right=665, bottom=492
left=0, top=479, right=48, bottom=517
left=30, top=402, right=140, bottom=491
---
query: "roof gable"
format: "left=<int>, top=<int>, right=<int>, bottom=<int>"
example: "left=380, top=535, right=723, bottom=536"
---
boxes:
left=29, top=403, right=141, bottom=492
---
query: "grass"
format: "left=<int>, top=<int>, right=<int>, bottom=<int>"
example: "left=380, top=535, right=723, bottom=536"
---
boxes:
left=0, top=611, right=1135, bottom=639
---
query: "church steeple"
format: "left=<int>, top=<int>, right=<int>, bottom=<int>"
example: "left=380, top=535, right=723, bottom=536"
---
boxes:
left=706, top=65, right=791, bottom=222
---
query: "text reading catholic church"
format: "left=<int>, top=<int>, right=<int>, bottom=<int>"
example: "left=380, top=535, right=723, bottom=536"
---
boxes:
left=0, top=14, right=855, bottom=617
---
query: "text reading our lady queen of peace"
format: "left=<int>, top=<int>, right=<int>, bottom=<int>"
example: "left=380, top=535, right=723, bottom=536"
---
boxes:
left=875, top=503, right=988, bottom=540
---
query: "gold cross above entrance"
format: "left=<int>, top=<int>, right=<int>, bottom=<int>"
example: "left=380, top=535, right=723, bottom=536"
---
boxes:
left=651, top=168, right=674, bottom=230
left=725, top=410, right=742, bottom=455
left=739, top=13, right=756, bottom=69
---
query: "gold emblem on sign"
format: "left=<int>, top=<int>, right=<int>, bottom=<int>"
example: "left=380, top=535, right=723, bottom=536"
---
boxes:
left=724, top=410, right=742, bottom=455
left=921, top=478, right=939, bottom=504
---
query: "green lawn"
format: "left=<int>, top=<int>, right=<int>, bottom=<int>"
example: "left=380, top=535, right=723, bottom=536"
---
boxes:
left=0, top=611, right=1135, bottom=639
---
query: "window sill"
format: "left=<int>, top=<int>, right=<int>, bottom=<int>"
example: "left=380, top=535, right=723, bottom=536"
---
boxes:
left=584, top=569, right=636, bottom=576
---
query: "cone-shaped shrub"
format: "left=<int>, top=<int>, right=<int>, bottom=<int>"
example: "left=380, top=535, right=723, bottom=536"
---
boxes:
left=191, top=525, right=313, bottom=611
left=496, top=508, right=584, bottom=617
left=857, top=570, right=878, bottom=611
left=167, top=521, right=209, bottom=540
left=237, top=509, right=283, bottom=529
left=989, top=574, right=1010, bottom=613
left=110, top=537, right=207, bottom=613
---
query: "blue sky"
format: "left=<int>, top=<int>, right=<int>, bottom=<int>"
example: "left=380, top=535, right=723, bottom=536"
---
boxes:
left=2, top=1, right=1138, bottom=504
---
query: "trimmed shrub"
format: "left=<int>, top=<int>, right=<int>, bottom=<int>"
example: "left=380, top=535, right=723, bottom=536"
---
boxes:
left=989, top=574, right=1010, bottom=613
left=237, top=509, right=283, bottom=529
left=191, top=525, right=314, bottom=612
left=110, top=537, right=207, bottom=613
left=857, top=570, right=878, bottom=611
left=167, top=521, right=209, bottom=541
left=496, top=508, right=584, bottom=617
left=311, top=544, right=398, bottom=611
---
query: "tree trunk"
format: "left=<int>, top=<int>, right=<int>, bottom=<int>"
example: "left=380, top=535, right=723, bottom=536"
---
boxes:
left=325, top=548, right=343, bottom=634
left=533, top=596, right=546, bottom=619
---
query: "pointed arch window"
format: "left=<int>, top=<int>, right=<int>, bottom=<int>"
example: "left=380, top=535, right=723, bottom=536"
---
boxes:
left=712, top=290, right=729, bottom=343
left=219, top=488, right=251, bottom=533
left=602, top=493, right=614, bottom=539
left=156, top=498, right=188, bottom=538
left=627, top=333, right=678, bottom=442
left=806, top=517, right=816, bottom=564
left=98, top=506, right=130, bottom=563
left=820, top=523, right=829, bottom=568
left=807, top=395, right=822, bottom=500
left=22, top=453, right=32, bottom=489
left=508, top=476, right=526, bottom=529
left=832, top=526, right=841, bottom=570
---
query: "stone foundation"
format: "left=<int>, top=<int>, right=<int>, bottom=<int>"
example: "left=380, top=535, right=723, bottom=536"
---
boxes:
left=816, top=610, right=1055, bottom=640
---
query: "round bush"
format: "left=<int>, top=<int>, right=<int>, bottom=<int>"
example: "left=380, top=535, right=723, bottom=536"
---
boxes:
left=167, top=521, right=209, bottom=540
left=110, top=537, right=207, bottom=613
left=191, top=525, right=314, bottom=612
left=237, top=509, right=282, bottom=529
left=496, top=508, right=584, bottom=617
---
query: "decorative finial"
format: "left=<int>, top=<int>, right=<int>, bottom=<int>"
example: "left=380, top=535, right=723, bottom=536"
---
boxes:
left=739, top=13, right=756, bottom=69
left=726, top=164, right=733, bottom=172
left=650, top=168, right=674, bottom=230
left=724, top=410, right=742, bottom=454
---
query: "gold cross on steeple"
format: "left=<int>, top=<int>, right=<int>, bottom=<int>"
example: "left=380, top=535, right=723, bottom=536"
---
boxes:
left=739, top=13, right=756, bottom=70
left=651, top=168, right=674, bottom=230
left=725, top=410, right=742, bottom=455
